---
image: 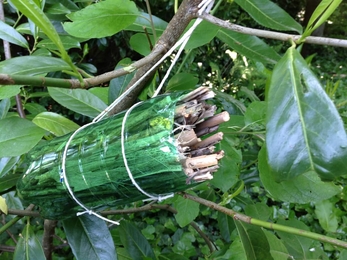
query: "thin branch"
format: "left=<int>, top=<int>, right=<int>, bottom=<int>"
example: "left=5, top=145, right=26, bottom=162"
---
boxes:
left=43, top=220, right=57, bottom=260
left=181, top=192, right=347, bottom=249
left=200, top=13, right=347, bottom=48
left=0, top=204, right=35, bottom=235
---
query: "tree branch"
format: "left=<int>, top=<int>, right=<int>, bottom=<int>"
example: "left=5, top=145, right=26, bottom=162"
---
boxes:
left=109, top=0, right=203, bottom=114
left=200, top=13, right=347, bottom=48
left=181, top=192, right=347, bottom=249
left=43, top=220, right=57, bottom=260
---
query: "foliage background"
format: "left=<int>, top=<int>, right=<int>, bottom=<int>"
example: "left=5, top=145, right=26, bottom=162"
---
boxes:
left=0, top=0, right=347, bottom=259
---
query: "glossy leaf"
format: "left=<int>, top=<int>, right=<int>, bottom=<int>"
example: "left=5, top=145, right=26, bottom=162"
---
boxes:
left=109, top=58, right=135, bottom=103
left=259, top=147, right=340, bottom=203
left=88, top=87, right=109, bottom=105
left=235, top=221, right=273, bottom=260
left=11, top=0, right=69, bottom=61
left=0, top=156, right=20, bottom=177
left=48, top=87, right=107, bottom=118
left=217, top=29, right=281, bottom=65
left=0, top=20, right=29, bottom=49
left=217, top=211, right=235, bottom=243
left=24, top=103, right=46, bottom=116
left=13, top=223, right=45, bottom=260
left=0, top=56, right=70, bottom=75
left=63, top=215, right=117, bottom=260
left=32, top=112, right=80, bottom=136
left=314, top=200, right=338, bottom=232
left=126, top=12, right=168, bottom=34
left=118, top=221, right=155, bottom=260
left=64, top=0, right=138, bottom=38
left=37, top=36, right=81, bottom=50
left=263, top=230, right=290, bottom=260
left=210, top=136, right=241, bottom=192
left=0, top=86, right=22, bottom=99
left=234, top=0, right=302, bottom=33
left=129, top=33, right=154, bottom=56
left=174, top=195, right=200, bottom=227
left=244, top=202, right=271, bottom=221
left=244, top=101, right=266, bottom=128
left=0, top=117, right=45, bottom=157
left=276, top=219, right=314, bottom=259
left=166, top=73, right=198, bottom=92
left=0, top=98, right=10, bottom=119
left=185, top=20, right=219, bottom=50
left=0, top=174, right=21, bottom=194
left=300, top=0, right=342, bottom=40
left=2, top=191, right=23, bottom=210
left=266, top=46, right=347, bottom=181
left=0, top=196, right=7, bottom=214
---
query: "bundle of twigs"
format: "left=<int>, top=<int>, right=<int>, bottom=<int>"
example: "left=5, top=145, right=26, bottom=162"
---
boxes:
left=17, top=87, right=229, bottom=220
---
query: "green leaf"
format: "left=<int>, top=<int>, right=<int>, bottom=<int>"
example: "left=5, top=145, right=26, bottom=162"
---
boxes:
left=0, top=20, right=29, bottom=49
left=259, top=147, right=340, bottom=203
left=88, top=87, right=109, bottom=105
left=314, top=199, right=338, bottom=232
left=64, top=0, right=139, bottom=38
left=217, top=211, right=235, bottom=243
left=0, top=86, right=22, bottom=99
left=275, top=219, right=313, bottom=259
left=0, top=98, right=11, bottom=119
left=0, top=56, right=70, bottom=75
left=235, top=221, right=274, bottom=260
left=0, top=117, right=45, bottom=157
left=300, top=0, right=342, bottom=40
left=244, top=203, right=271, bottom=221
left=244, top=101, right=266, bottom=128
left=109, top=58, right=135, bottom=103
left=126, top=12, right=168, bottom=34
left=118, top=221, right=155, bottom=260
left=11, top=0, right=70, bottom=63
left=0, top=156, right=20, bottom=177
left=174, top=195, right=200, bottom=227
left=13, top=223, right=45, bottom=260
left=24, top=103, right=46, bottom=116
left=0, top=196, right=8, bottom=214
left=37, top=36, right=81, bottom=50
left=266, top=46, right=347, bottom=181
left=263, top=230, right=290, bottom=260
left=0, top=174, right=21, bottom=194
left=32, top=112, right=80, bottom=136
left=129, top=33, right=154, bottom=56
left=2, top=191, right=23, bottom=210
left=63, top=215, right=117, bottom=260
left=217, top=29, right=281, bottom=65
left=48, top=87, right=107, bottom=118
left=210, top=136, right=241, bottom=192
left=185, top=20, right=219, bottom=50
left=234, top=0, right=302, bottom=33
left=166, top=73, right=199, bottom=92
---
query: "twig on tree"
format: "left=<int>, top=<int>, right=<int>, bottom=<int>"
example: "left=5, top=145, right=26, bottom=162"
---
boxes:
left=181, top=192, right=347, bottom=249
left=43, top=220, right=57, bottom=260
left=200, top=13, right=347, bottom=48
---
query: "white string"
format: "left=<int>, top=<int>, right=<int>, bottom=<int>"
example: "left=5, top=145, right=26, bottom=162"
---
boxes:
left=120, top=101, right=174, bottom=202
left=60, top=0, right=215, bottom=224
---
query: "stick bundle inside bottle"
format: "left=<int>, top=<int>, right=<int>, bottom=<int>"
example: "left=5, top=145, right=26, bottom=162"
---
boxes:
left=16, top=87, right=229, bottom=219
left=173, top=87, right=230, bottom=183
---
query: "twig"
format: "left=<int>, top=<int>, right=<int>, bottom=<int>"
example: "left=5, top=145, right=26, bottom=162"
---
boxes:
left=181, top=192, right=347, bottom=249
left=200, top=13, right=347, bottom=48
left=43, top=220, right=57, bottom=260
left=0, top=204, right=35, bottom=235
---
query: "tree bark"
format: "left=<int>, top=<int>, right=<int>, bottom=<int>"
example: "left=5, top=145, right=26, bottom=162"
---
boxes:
left=110, top=0, right=203, bottom=115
